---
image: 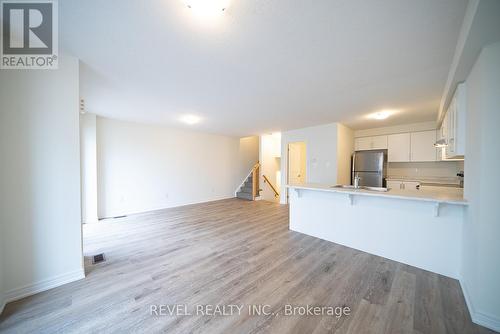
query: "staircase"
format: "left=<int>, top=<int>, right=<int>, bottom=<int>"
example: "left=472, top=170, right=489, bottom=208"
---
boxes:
left=237, top=174, right=258, bottom=200
left=236, top=162, right=260, bottom=201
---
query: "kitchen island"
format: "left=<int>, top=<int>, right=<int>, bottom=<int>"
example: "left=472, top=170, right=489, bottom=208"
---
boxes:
left=286, top=183, right=467, bottom=279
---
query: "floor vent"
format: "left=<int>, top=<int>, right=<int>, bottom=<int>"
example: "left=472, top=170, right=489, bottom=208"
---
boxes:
left=92, top=253, right=106, bottom=264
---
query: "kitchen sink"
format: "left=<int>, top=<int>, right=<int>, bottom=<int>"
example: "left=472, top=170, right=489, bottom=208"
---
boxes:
left=331, top=185, right=389, bottom=192
left=331, top=185, right=357, bottom=189
left=362, top=186, right=389, bottom=192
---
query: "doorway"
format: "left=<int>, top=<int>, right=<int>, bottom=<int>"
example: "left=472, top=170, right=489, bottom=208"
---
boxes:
left=287, top=141, right=307, bottom=185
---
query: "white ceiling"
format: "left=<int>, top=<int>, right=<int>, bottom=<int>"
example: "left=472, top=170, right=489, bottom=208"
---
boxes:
left=61, top=0, right=468, bottom=137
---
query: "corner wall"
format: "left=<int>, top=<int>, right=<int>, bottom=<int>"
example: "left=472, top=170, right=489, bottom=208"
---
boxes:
left=0, top=223, right=4, bottom=313
left=281, top=123, right=353, bottom=204
left=259, top=134, right=281, bottom=202
left=0, top=56, right=84, bottom=304
left=96, top=117, right=258, bottom=218
left=336, top=124, right=354, bottom=185
left=80, top=113, right=98, bottom=224
left=461, top=42, right=500, bottom=331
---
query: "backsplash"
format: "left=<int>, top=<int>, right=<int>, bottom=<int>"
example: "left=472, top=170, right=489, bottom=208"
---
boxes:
left=387, top=161, right=464, bottom=180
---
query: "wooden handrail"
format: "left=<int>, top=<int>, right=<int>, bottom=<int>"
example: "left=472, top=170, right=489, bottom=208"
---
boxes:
left=252, top=162, right=260, bottom=200
left=262, top=175, right=279, bottom=198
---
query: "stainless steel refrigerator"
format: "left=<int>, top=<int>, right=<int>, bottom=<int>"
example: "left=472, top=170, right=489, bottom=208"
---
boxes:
left=351, top=150, right=387, bottom=187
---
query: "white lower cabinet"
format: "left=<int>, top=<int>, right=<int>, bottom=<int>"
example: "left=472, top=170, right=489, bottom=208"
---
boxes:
left=387, top=180, right=420, bottom=190
left=402, top=181, right=420, bottom=190
left=387, top=180, right=403, bottom=190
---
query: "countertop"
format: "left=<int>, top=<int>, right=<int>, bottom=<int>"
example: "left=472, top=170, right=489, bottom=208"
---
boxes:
left=286, top=183, right=467, bottom=206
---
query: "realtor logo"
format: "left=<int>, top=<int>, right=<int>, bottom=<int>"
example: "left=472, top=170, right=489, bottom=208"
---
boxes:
left=1, top=0, right=58, bottom=69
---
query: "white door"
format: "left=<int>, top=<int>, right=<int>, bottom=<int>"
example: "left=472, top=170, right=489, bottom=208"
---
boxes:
left=288, top=142, right=306, bottom=185
left=411, top=131, right=437, bottom=162
left=388, top=133, right=411, bottom=162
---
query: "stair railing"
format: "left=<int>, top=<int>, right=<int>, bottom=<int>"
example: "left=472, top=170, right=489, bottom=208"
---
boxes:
left=262, top=174, right=279, bottom=198
left=252, top=162, right=260, bottom=200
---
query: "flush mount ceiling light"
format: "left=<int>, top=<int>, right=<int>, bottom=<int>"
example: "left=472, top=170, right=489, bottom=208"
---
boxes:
left=179, top=114, right=202, bottom=125
left=369, top=110, right=395, bottom=120
left=184, top=0, right=230, bottom=17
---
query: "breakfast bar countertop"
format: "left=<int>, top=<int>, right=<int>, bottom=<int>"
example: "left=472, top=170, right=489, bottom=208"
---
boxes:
left=286, top=183, right=467, bottom=206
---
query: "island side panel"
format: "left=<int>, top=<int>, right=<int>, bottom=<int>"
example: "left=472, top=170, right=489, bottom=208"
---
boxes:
left=288, top=188, right=463, bottom=279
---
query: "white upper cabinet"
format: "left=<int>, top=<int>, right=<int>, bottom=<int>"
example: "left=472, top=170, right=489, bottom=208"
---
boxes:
left=354, top=135, right=387, bottom=151
left=354, top=137, right=372, bottom=151
left=441, top=83, right=466, bottom=159
left=371, top=135, right=388, bottom=150
left=410, top=131, right=437, bottom=162
left=435, top=129, right=445, bottom=161
left=388, top=133, right=411, bottom=162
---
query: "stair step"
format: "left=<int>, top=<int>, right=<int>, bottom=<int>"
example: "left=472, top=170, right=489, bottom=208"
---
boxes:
left=236, top=192, right=253, bottom=201
left=241, top=186, right=253, bottom=193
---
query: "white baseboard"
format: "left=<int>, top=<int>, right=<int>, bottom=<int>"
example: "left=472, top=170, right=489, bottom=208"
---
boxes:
left=4, top=268, right=85, bottom=304
left=100, top=196, right=235, bottom=219
left=460, top=279, right=500, bottom=332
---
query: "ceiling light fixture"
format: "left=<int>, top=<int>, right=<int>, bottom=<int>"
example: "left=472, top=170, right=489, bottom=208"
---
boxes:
left=179, top=114, right=202, bottom=125
left=184, top=0, right=230, bottom=16
left=371, top=111, right=391, bottom=120
left=368, top=110, right=397, bottom=120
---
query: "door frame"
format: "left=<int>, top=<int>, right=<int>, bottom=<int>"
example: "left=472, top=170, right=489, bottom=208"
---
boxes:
left=286, top=141, right=307, bottom=204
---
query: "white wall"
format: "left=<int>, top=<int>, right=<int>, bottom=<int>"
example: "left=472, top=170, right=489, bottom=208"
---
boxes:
left=281, top=123, right=353, bottom=203
left=461, top=42, right=500, bottom=331
left=259, top=134, right=281, bottom=202
left=0, top=222, right=4, bottom=313
left=0, top=56, right=84, bottom=303
left=80, top=113, right=98, bottom=223
left=96, top=118, right=258, bottom=218
left=238, top=136, right=260, bottom=181
left=336, top=124, right=354, bottom=185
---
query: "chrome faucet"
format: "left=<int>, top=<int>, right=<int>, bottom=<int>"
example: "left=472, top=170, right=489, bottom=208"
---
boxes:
left=354, top=174, right=361, bottom=189
left=457, top=171, right=464, bottom=188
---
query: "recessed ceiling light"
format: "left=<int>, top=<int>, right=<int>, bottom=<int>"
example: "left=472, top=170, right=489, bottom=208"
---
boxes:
left=184, top=0, right=230, bottom=16
left=179, top=114, right=202, bottom=125
left=369, top=110, right=395, bottom=120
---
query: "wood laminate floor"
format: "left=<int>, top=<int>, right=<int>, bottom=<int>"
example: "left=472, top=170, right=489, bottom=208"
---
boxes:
left=0, top=199, right=495, bottom=334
